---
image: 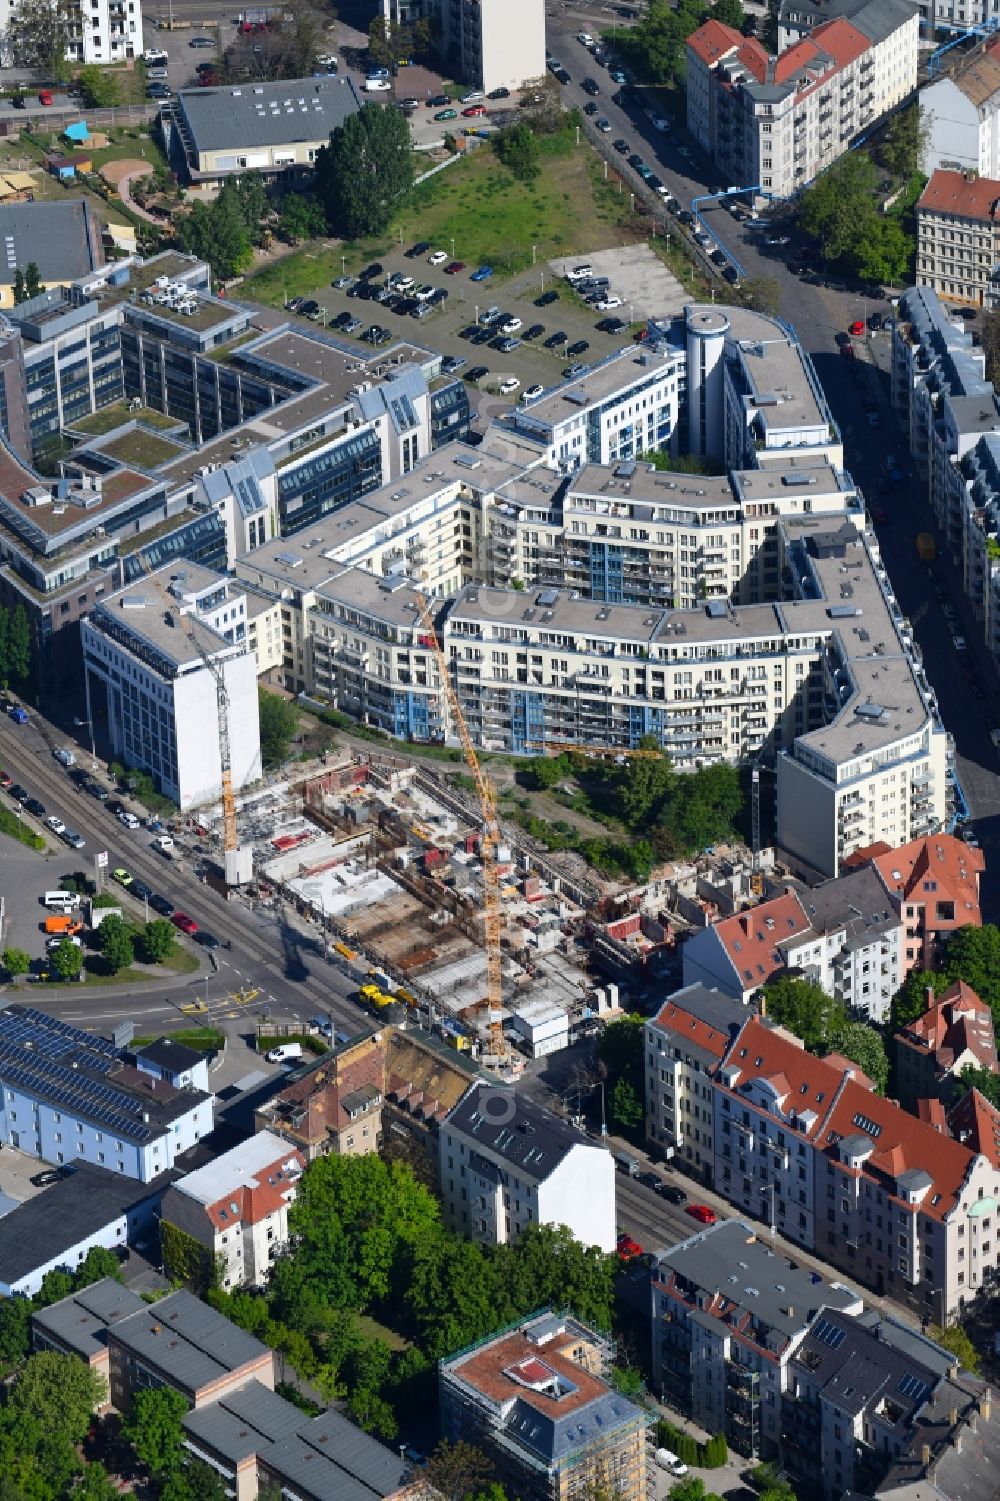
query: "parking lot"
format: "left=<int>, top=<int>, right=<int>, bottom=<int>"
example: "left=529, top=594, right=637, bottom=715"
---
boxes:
left=0, top=827, right=85, bottom=965
left=283, top=245, right=654, bottom=412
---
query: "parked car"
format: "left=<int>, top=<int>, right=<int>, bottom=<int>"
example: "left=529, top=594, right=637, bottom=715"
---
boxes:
left=405, top=240, right=431, bottom=258
left=686, top=1204, right=717, bottom=1224
left=171, top=912, right=198, bottom=935
left=535, top=289, right=558, bottom=306
left=37, top=89, right=53, bottom=105
left=24, top=798, right=45, bottom=818
left=499, top=377, right=520, bottom=395
left=445, top=261, right=465, bottom=274
left=149, top=894, right=174, bottom=917
left=848, top=319, right=865, bottom=336
left=470, top=265, right=493, bottom=281
left=616, top=1233, right=643, bottom=1261
left=465, top=365, right=489, bottom=381
left=434, top=108, right=457, bottom=120
left=660, top=1184, right=688, bottom=1205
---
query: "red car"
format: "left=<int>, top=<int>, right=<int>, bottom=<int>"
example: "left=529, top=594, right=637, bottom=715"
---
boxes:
left=0, top=771, right=10, bottom=789
left=445, top=261, right=465, bottom=274
left=171, top=912, right=198, bottom=935
left=462, top=104, right=486, bottom=117
left=37, top=89, right=53, bottom=106
left=616, top=1233, right=643, bottom=1261
left=848, top=319, right=865, bottom=336
left=839, top=343, right=855, bottom=359
left=686, top=1204, right=717, bottom=1225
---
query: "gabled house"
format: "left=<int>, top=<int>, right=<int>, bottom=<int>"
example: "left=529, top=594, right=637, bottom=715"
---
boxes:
left=894, top=979, right=998, bottom=1109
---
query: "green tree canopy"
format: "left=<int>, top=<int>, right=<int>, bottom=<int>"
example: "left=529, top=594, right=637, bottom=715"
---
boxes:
left=890, top=968, right=944, bottom=1030
left=942, top=925, right=1000, bottom=1021
left=492, top=122, right=540, bottom=182
left=2, top=948, right=29, bottom=977
left=280, top=192, right=327, bottom=243
left=123, top=1386, right=189, bottom=1477
left=612, top=1076, right=644, bottom=1131
left=178, top=184, right=255, bottom=282
left=955, top=1063, right=1000, bottom=1109
left=76, top=64, right=120, bottom=107
left=8, top=1350, right=105, bottom=1444
left=926, top=1322, right=980, bottom=1374
left=424, top=1441, right=497, bottom=1501
left=98, top=914, right=134, bottom=975
left=315, top=103, right=415, bottom=239
left=140, top=918, right=176, bottom=964
left=762, top=976, right=845, bottom=1051
left=5, top=0, right=73, bottom=80
left=49, top=937, right=82, bottom=981
left=832, top=1020, right=889, bottom=1094
left=259, top=689, right=299, bottom=767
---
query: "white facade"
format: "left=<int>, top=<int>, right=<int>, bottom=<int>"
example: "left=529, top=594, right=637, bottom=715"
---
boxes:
left=81, top=566, right=262, bottom=810
left=439, top=1084, right=616, bottom=1252
left=920, top=49, right=1000, bottom=182
left=446, top=0, right=545, bottom=93
left=509, top=1001, right=569, bottom=1058
left=0, top=0, right=144, bottom=65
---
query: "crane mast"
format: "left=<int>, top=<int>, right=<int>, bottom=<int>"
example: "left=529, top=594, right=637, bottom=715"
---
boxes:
left=415, top=594, right=505, bottom=1060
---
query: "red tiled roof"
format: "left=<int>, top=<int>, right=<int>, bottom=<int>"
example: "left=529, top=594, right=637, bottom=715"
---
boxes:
left=713, top=892, right=811, bottom=990
left=735, top=37, right=769, bottom=83
left=811, top=17, right=870, bottom=68
left=865, top=834, right=983, bottom=921
left=897, top=979, right=998, bottom=1075
left=918, top=169, right=1000, bottom=223
left=649, top=998, right=734, bottom=1060
left=917, top=1097, right=949, bottom=1131
left=688, top=18, right=744, bottom=66
left=820, top=1079, right=975, bottom=1221
left=720, top=1016, right=853, bottom=1135
left=204, top=1149, right=304, bottom=1232
left=773, top=37, right=823, bottom=85
left=950, top=1088, right=1000, bottom=1168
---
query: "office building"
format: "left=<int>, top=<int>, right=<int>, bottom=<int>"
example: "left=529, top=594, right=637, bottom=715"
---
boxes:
left=0, top=1161, right=171, bottom=1297
left=920, top=37, right=1000, bottom=180
left=438, top=1080, right=616, bottom=1251
left=81, top=563, right=262, bottom=809
left=682, top=867, right=903, bottom=1020
left=163, top=75, right=363, bottom=190
left=894, top=979, right=998, bottom=1110
left=650, top=1219, right=863, bottom=1455
left=644, top=984, right=753, bottom=1182
left=916, top=169, right=1000, bottom=308
left=439, top=1310, right=649, bottom=1501
left=0, top=1006, right=213, bottom=1182
left=160, top=1133, right=304, bottom=1290
left=688, top=0, right=917, bottom=199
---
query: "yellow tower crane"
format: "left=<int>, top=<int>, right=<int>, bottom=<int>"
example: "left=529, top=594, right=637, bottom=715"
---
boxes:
left=414, top=593, right=505, bottom=1063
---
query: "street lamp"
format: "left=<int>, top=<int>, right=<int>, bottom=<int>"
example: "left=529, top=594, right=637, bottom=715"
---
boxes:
left=341, top=254, right=346, bottom=277
left=73, top=716, right=97, bottom=770
left=450, top=236, right=455, bottom=258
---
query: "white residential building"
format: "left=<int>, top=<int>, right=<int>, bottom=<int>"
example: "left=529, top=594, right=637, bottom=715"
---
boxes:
left=645, top=984, right=753, bottom=1183
left=688, top=0, right=917, bottom=200
left=381, top=0, right=544, bottom=93
left=509, top=346, right=685, bottom=468
left=916, top=169, right=1000, bottom=309
left=0, top=1006, right=213, bottom=1183
left=439, top=1080, right=616, bottom=1251
left=0, top=0, right=144, bottom=65
left=160, top=1133, right=304, bottom=1290
left=920, top=38, right=1000, bottom=181
left=81, top=562, right=262, bottom=810
left=681, top=867, right=904, bottom=1021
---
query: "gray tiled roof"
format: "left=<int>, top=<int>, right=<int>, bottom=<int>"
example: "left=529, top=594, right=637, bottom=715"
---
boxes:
left=444, top=1080, right=599, bottom=1184
left=259, top=1407, right=408, bottom=1501
left=109, top=1289, right=271, bottom=1396
left=177, top=75, right=362, bottom=155
left=32, top=1276, right=147, bottom=1359
left=183, top=1379, right=304, bottom=1465
left=0, top=201, right=100, bottom=287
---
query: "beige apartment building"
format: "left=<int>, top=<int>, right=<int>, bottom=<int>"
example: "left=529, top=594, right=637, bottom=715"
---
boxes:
left=916, top=168, right=1000, bottom=307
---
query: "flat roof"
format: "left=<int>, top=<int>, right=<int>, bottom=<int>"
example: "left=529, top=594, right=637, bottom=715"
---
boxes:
left=258, top=1407, right=409, bottom=1501
left=177, top=75, right=363, bottom=155
left=182, top=1379, right=303, bottom=1466
left=171, top=1131, right=300, bottom=1207
left=314, top=566, right=426, bottom=628
left=32, top=1276, right=147, bottom=1359
left=515, top=346, right=681, bottom=428
left=0, top=199, right=100, bottom=286
left=89, top=566, right=242, bottom=671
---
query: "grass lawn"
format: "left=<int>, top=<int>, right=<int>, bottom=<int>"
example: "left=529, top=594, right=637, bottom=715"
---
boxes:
left=163, top=946, right=200, bottom=974
left=132, top=1026, right=224, bottom=1051
left=73, top=401, right=182, bottom=436
left=244, top=127, right=640, bottom=304
left=353, top=1312, right=410, bottom=1351
left=101, top=429, right=186, bottom=468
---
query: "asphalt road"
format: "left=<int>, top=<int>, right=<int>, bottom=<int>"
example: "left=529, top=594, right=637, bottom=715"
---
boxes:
left=0, top=710, right=377, bottom=1034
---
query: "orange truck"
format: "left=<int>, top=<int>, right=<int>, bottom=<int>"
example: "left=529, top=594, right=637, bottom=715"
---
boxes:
left=44, top=914, right=83, bottom=936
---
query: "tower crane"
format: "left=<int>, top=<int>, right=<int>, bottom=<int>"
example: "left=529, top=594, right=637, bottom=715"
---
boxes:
left=414, top=593, right=505, bottom=1063
left=134, top=551, right=240, bottom=875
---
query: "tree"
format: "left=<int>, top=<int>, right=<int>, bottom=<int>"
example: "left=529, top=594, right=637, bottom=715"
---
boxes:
left=314, top=103, right=415, bottom=240
left=890, top=968, right=943, bottom=1030
left=955, top=1063, right=1000, bottom=1108
left=7, top=604, right=30, bottom=686
left=739, top=276, right=783, bottom=318
left=280, top=192, right=326, bottom=243
left=12, top=269, right=24, bottom=306
left=73, top=1463, right=120, bottom=1501
left=158, top=1461, right=229, bottom=1501
left=492, top=122, right=540, bottom=183
left=178, top=190, right=254, bottom=282
left=98, top=914, right=134, bottom=975
left=943, top=925, right=1000, bottom=1021
left=927, top=1322, right=980, bottom=1374
left=713, top=0, right=745, bottom=26
left=258, top=689, right=299, bottom=767
left=122, top=1386, right=189, bottom=1477
left=24, top=264, right=43, bottom=301
left=73, top=1245, right=122, bottom=1288
left=49, top=937, right=82, bottom=981
left=878, top=103, right=928, bottom=180
left=348, top=1385, right=398, bottom=1439
left=76, top=64, right=120, bottom=107
left=833, top=1021, right=889, bottom=1094
left=596, top=1015, right=645, bottom=1105
left=424, top=1441, right=497, bottom=1501
left=2, top=948, right=30, bottom=977
left=367, top=15, right=392, bottom=68
left=231, top=174, right=270, bottom=245
left=0, top=1298, right=32, bottom=1372
left=8, top=1350, right=106, bottom=1443
left=762, top=976, right=845, bottom=1051
left=612, top=1076, right=644, bottom=1131
left=140, top=918, right=176, bottom=964
left=4, top=0, right=73, bottom=81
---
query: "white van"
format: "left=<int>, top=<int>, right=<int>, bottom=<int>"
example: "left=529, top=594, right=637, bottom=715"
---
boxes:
left=265, top=1043, right=304, bottom=1064
left=53, top=747, right=76, bottom=767
left=44, top=890, right=80, bottom=911
left=654, top=1450, right=688, bottom=1478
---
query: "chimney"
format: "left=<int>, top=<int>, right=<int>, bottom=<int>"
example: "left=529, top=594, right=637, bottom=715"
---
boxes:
left=759, top=994, right=767, bottom=1018
left=981, top=1389, right=993, bottom=1421
left=925, top=985, right=936, bottom=1013
left=921, top=1444, right=931, bottom=1468
left=950, top=1406, right=959, bottom=1428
